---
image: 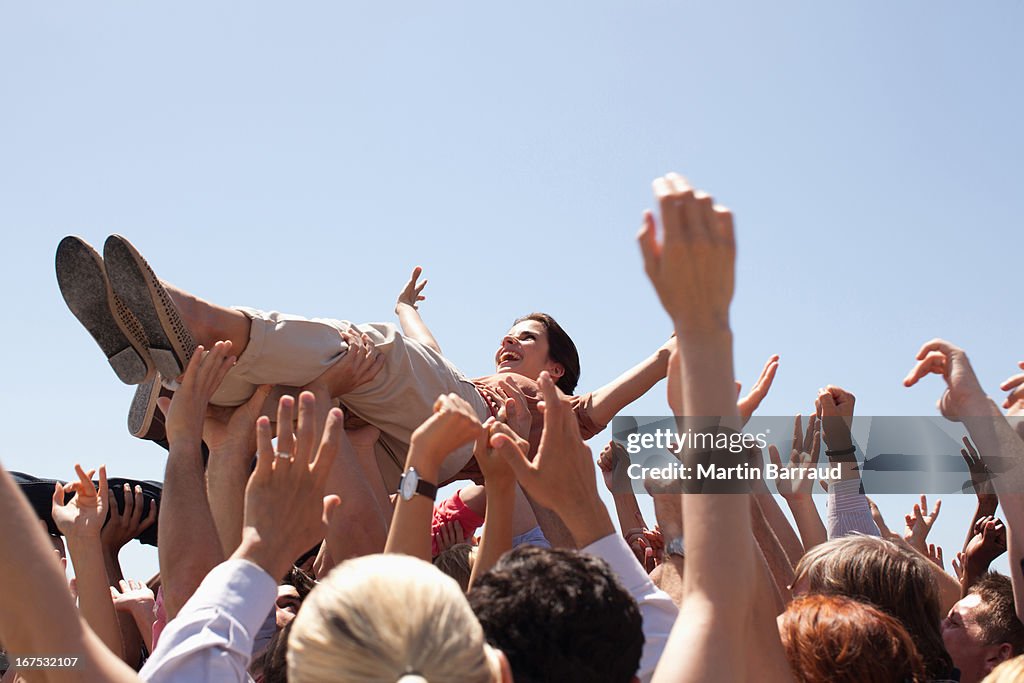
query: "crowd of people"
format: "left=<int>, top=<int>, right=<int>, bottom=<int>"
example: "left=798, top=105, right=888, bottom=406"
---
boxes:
left=3, top=172, right=1024, bottom=682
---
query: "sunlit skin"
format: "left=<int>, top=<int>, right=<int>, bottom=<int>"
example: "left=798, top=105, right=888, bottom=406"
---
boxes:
left=493, top=320, right=565, bottom=384
left=276, top=584, right=301, bottom=629
left=942, top=593, right=1013, bottom=683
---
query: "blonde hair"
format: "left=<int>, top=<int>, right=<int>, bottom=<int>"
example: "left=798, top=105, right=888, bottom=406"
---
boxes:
left=288, top=553, right=495, bottom=683
left=983, top=654, right=1024, bottom=682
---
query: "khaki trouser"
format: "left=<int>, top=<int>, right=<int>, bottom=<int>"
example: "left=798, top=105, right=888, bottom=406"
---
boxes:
left=210, top=308, right=489, bottom=482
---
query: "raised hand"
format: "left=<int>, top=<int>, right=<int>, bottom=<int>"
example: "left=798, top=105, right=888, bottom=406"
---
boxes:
left=237, top=392, right=344, bottom=580
left=964, top=515, right=1008, bottom=573
left=497, top=372, right=612, bottom=546
left=109, top=578, right=155, bottom=615
left=52, top=464, right=108, bottom=539
left=960, top=436, right=997, bottom=508
left=101, top=482, right=158, bottom=554
left=815, top=385, right=855, bottom=452
left=597, top=440, right=630, bottom=493
left=952, top=552, right=965, bottom=582
left=310, top=329, right=385, bottom=398
left=926, top=543, right=945, bottom=569
left=410, top=393, right=485, bottom=475
left=626, top=526, right=664, bottom=573
left=903, top=339, right=989, bottom=421
left=491, top=377, right=532, bottom=441
left=396, top=266, right=428, bottom=312
left=867, top=497, right=899, bottom=541
left=158, top=341, right=237, bottom=448
left=203, top=384, right=272, bottom=461
left=902, top=494, right=942, bottom=553
left=477, top=420, right=525, bottom=488
left=434, top=520, right=468, bottom=552
left=1000, top=361, right=1024, bottom=416
left=638, top=172, right=735, bottom=335
left=768, top=414, right=821, bottom=501
left=737, top=355, right=780, bottom=421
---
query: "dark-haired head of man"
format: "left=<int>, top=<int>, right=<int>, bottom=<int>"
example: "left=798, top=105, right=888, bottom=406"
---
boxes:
left=943, top=573, right=1024, bottom=683
left=468, top=545, right=643, bottom=683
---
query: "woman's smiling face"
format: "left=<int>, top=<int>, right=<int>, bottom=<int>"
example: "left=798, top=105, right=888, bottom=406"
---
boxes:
left=494, top=320, right=563, bottom=382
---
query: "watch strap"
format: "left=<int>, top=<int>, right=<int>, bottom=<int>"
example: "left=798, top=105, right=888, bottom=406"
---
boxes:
left=415, top=478, right=438, bottom=502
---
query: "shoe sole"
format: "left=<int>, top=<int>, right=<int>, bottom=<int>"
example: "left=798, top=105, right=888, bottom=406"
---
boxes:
left=104, top=235, right=196, bottom=380
left=128, top=373, right=163, bottom=438
left=55, top=236, right=153, bottom=384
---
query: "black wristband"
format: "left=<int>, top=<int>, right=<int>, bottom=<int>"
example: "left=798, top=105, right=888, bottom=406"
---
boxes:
left=825, top=445, right=857, bottom=458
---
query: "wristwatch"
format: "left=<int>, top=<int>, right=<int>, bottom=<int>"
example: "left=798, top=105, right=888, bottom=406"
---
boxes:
left=666, top=536, right=685, bottom=559
left=398, top=467, right=438, bottom=502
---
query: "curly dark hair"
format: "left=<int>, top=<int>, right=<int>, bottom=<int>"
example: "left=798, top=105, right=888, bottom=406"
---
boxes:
left=468, top=545, right=643, bottom=683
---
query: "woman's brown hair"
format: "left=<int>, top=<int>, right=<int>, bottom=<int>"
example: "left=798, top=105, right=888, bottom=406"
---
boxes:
left=792, top=535, right=953, bottom=679
left=513, top=313, right=580, bottom=394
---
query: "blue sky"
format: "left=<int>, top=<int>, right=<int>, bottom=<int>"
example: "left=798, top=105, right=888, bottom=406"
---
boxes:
left=2, top=1, right=1021, bottom=579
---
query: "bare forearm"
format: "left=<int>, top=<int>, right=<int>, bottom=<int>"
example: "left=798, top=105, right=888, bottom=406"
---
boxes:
left=396, top=305, right=442, bottom=355
left=753, top=492, right=803, bottom=570
left=524, top=494, right=578, bottom=549
left=384, top=445, right=438, bottom=560
left=323, top=435, right=388, bottom=565
left=961, top=402, right=1024, bottom=618
left=158, top=443, right=225, bottom=618
left=678, top=331, right=751, bottom=607
left=612, top=491, right=648, bottom=539
left=103, top=550, right=145, bottom=667
left=206, top=460, right=250, bottom=556
left=785, top=498, right=827, bottom=552
left=0, top=469, right=87, bottom=660
left=556, top=496, right=616, bottom=550
left=589, top=347, right=670, bottom=427
left=130, top=607, right=155, bottom=653
left=751, top=498, right=794, bottom=608
left=469, top=482, right=515, bottom=589
left=66, top=538, right=124, bottom=660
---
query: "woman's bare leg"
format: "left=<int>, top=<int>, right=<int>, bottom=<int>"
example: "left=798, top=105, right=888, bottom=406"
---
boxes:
left=163, top=283, right=252, bottom=357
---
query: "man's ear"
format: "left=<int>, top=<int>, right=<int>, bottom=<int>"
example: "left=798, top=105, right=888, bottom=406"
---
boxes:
left=990, top=642, right=1014, bottom=667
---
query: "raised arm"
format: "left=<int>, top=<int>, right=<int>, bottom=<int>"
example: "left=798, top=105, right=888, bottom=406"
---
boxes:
left=768, top=414, right=827, bottom=552
left=816, top=385, right=880, bottom=539
left=0, top=462, right=140, bottom=683
left=395, top=266, right=443, bottom=355
left=468, top=418, right=526, bottom=589
left=202, top=384, right=269, bottom=556
left=497, top=372, right=677, bottom=682
left=586, top=337, right=674, bottom=428
left=597, top=441, right=651, bottom=549
left=384, top=393, right=484, bottom=560
left=141, top=393, right=343, bottom=683
left=53, top=465, right=125, bottom=662
left=638, top=173, right=791, bottom=683
left=749, top=444, right=805, bottom=571
left=959, top=435, right=1000, bottom=554
left=100, top=482, right=157, bottom=666
left=157, top=341, right=236, bottom=618
left=904, top=338, right=1024, bottom=621
left=961, top=516, right=1008, bottom=595
left=1001, top=360, right=1024, bottom=442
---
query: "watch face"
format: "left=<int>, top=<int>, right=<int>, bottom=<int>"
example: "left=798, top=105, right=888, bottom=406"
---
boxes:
left=401, top=469, right=419, bottom=499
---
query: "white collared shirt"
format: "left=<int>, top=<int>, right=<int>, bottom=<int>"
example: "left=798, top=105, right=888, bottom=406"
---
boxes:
left=140, top=559, right=276, bottom=683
